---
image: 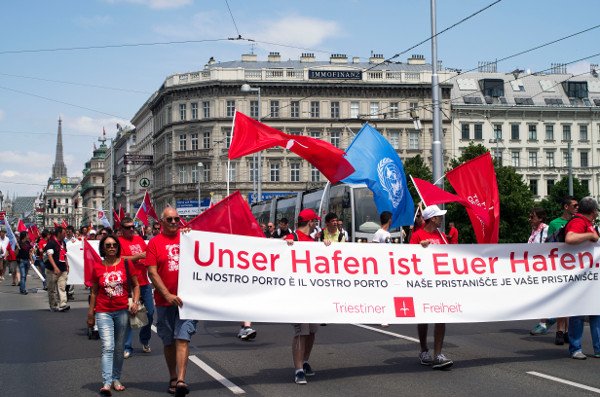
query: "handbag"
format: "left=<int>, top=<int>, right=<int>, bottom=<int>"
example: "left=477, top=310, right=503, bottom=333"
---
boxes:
left=124, top=259, right=149, bottom=329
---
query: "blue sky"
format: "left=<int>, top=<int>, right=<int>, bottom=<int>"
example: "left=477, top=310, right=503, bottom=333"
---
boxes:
left=1, top=0, right=599, bottom=197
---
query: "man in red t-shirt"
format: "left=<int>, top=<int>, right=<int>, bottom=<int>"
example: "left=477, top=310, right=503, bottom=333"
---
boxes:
left=146, top=207, right=196, bottom=396
left=446, top=222, right=459, bottom=244
left=564, top=196, right=600, bottom=360
left=409, top=205, right=453, bottom=369
left=119, top=216, right=152, bottom=358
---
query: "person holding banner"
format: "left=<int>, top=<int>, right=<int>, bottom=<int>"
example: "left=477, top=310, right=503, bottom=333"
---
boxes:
left=285, top=208, right=327, bottom=385
left=146, top=207, right=197, bottom=396
left=409, top=205, right=453, bottom=369
left=564, top=196, right=600, bottom=360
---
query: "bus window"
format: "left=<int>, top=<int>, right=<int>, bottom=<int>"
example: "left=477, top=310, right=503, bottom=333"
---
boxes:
left=327, top=184, right=352, bottom=238
left=251, top=202, right=271, bottom=225
left=275, top=197, right=297, bottom=225
left=353, top=187, right=379, bottom=233
left=301, top=190, right=324, bottom=214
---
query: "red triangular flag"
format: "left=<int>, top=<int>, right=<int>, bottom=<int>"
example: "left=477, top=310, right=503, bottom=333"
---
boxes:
left=83, top=239, right=101, bottom=287
left=119, top=205, right=125, bottom=221
left=17, top=219, right=27, bottom=233
left=135, top=191, right=159, bottom=227
left=187, top=191, right=265, bottom=238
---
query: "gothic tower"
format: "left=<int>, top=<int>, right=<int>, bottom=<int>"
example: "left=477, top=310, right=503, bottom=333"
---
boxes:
left=51, top=117, right=68, bottom=179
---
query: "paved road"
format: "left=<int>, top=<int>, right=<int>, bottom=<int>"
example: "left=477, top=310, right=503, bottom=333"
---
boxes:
left=2, top=275, right=600, bottom=396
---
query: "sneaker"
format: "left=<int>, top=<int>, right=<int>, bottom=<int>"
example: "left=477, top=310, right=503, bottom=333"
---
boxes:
left=142, top=344, right=151, bottom=353
left=237, top=327, right=257, bottom=340
left=592, top=352, right=600, bottom=358
left=555, top=331, right=565, bottom=345
left=49, top=307, right=59, bottom=312
left=20, top=290, right=28, bottom=295
left=57, top=305, right=70, bottom=312
left=294, top=371, right=307, bottom=385
left=303, top=362, right=315, bottom=376
left=124, top=350, right=131, bottom=359
left=419, top=350, right=433, bottom=366
left=432, top=353, right=454, bottom=369
left=530, top=322, right=549, bottom=335
left=571, top=351, right=587, bottom=360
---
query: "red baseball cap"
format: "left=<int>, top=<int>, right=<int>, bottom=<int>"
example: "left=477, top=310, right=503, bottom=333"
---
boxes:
left=298, top=208, right=321, bottom=222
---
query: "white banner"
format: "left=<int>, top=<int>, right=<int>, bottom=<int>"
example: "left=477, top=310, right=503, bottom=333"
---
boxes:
left=66, top=240, right=99, bottom=285
left=178, top=231, right=600, bottom=324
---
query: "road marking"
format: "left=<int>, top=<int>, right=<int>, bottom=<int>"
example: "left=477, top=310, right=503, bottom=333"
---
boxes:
left=352, top=323, right=419, bottom=343
left=151, top=325, right=246, bottom=395
left=527, top=371, right=600, bottom=394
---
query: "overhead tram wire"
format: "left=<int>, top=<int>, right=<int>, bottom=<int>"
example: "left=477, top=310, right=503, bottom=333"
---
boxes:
left=224, top=0, right=242, bottom=39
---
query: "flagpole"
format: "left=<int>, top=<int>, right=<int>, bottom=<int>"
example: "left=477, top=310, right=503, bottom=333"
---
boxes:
left=227, top=112, right=236, bottom=196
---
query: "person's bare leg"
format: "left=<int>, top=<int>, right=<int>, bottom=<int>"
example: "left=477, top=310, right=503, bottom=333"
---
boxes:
left=175, top=339, right=190, bottom=382
left=418, top=324, right=429, bottom=352
left=433, top=323, right=446, bottom=356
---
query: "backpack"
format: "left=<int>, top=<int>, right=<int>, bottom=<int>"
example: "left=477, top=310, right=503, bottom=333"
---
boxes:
left=544, top=219, right=573, bottom=243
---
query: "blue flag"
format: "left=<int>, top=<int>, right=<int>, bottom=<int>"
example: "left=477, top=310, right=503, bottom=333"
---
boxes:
left=342, top=124, right=414, bottom=228
left=2, top=216, right=18, bottom=250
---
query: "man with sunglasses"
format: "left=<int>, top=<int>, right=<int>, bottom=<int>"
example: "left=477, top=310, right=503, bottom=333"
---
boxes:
left=119, top=216, right=152, bottom=358
left=146, top=208, right=197, bottom=396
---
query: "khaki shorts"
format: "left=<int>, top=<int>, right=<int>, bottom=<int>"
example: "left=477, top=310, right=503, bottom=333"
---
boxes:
left=293, top=323, right=319, bottom=336
left=8, top=261, right=18, bottom=273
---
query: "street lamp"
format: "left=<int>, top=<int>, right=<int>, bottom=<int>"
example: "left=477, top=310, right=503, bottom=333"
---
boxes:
left=241, top=83, right=262, bottom=203
left=197, top=162, right=205, bottom=214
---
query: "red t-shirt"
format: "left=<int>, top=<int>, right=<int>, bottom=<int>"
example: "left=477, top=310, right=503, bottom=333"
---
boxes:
left=119, top=235, right=149, bottom=286
left=92, top=258, right=134, bottom=313
left=447, top=227, right=459, bottom=244
left=285, top=230, right=314, bottom=241
left=145, top=233, right=180, bottom=307
left=410, top=228, right=447, bottom=245
left=565, top=214, right=596, bottom=235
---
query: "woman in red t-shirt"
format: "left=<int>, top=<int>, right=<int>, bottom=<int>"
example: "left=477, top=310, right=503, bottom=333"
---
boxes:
left=87, top=235, right=140, bottom=396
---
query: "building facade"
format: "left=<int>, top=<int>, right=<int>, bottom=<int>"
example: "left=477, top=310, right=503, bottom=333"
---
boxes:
left=80, top=140, right=108, bottom=226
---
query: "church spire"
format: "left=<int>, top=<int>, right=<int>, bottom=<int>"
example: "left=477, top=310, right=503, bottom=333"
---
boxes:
left=51, top=116, right=68, bottom=179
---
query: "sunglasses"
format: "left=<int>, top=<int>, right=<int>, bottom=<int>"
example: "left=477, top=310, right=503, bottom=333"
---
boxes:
left=164, top=217, right=181, bottom=224
left=104, top=243, right=118, bottom=248
left=122, top=225, right=135, bottom=230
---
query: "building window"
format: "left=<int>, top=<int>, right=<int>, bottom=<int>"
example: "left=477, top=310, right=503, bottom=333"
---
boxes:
left=228, top=163, right=237, bottom=182
left=389, top=102, right=399, bottom=118
left=179, top=134, right=187, bottom=151
left=179, top=103, right=186, bottom=121
left=580, top=124, right=589, bottom=141
left=581, top=151, right=589, bottom=167
left=226, top=100, right=236, bottom=118
left=461, top=123, right=470, bottom=140
left=290, top=101, right=300, bottom=118
left=563, top=151, right=571, bottom=167
left=290, top=163, right=300, bottom=182
left=474, top=124, right=483, bottom=140
left=493, top=124, right=502, bottom=140
left=166, top=106, right=172, bottom=124
left=270, top=100, right=279, bottom=118
left=178, top=165, right=187, bottom=184
left=562, top=124, right=571, bottom=141
left=370, top=102, right=380, bottom=118
left=310, top=101, right=320, bottom=118
left=389, top=130, right=400, bottom=149
left=191, top=133, right=199, bottom=150
left=581, top=179, right=590, bottom=193
left=511, top=124, right=520, bottom=140
left=330, top=101, right=340, bottom=119
left=528, top=125, right=537, bottom=140
left=511, top=151, right=520, bottom=167
left=191, top=102, right=198, bottom=120
left=547, top=179, right=555, bottom=194
left=530, top=179, right=538, bottom=195
left=203, top=131, right=210, bottom=149
left=528, top=151, right=538, bottom=167
left=408, top=131, right=419, bottom=150
left=545, top=124, right=554, bottom=140
left=310, top=130, right=321, bottom=139
left=330, top=130, right=341, bottom=148
left=311, top=166, right=320, bottom=182
left=546, top=151, right=555, bottom=167
left=409, top=102, right=419, bottom=110
left=350, top=101, right=359, bottom=118
left=249, top=161, right=257, bottom=182
left=191, top=165, right=198, bottom=183
left=226, top=130, right=232, bottom=148
left=202, top=101, right=210, bottom=118
left=250, top=100, right=259, bottom=118
left=270, top=163, right=280, bottom=182
left=203, top=164, right=211, bottom=181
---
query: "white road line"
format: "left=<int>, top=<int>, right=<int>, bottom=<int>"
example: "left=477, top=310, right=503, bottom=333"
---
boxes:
left=352, top=323, right=420, bottom=343
left=150, top=325, right=246, bottom=395
left=527, top=371, right=600, bottom=394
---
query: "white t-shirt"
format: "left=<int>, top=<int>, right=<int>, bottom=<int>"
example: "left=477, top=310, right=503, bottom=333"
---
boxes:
left=372, top=228, right=391, bottom=243
left=0, top=236, right=9, bottom=258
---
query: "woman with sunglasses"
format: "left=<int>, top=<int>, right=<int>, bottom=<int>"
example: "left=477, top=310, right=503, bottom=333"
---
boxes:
left=87, top=235, right=140, bottom=396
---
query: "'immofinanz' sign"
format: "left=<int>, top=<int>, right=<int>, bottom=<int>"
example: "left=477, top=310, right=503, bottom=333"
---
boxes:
left=308, top=70, right=362, bottom=80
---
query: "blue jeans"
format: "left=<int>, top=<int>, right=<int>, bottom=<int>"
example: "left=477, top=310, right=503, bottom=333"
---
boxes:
left=18, top=259, right=29, bottom=293
left=96, top=310, right=129, bottom=385
left=124, top=284, right=155, bottom=352
left=568, top=315, right=600, bottom=354
left=35, top=259, right=46, bottom=288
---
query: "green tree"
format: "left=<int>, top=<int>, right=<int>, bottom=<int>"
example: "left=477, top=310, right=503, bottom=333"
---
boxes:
left=404, top=155, right=433, bottom=204
left=537, top=176, right=589, bottom=221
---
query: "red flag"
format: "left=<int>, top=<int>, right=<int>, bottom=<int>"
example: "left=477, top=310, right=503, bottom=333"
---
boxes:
left=17, top=219, right=27, bottom=233
left=187, top=191, right=265, bottom=238
left=113, top=208, right=121, bottom=230
left=61, top=219, right=68, bottom=228
left=445, top=153, right=500, bottom=244
left=28, top=224, right=40, bottom=242
left=83, top=238, right=101, bottom=287
left=135, top=191, right=159, bottom=227
left=229, top=112, right=354, bottom=183
left=119, top=205, right=125, bottom=221
left=53, top=221, right=60, bottom=228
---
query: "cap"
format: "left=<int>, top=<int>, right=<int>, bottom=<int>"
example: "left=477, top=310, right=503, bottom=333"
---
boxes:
left=298, top=208, right=321, bottom=222
left=88, top=230, right=97, bottom=235
left=422, top=205, right=447, bottom=220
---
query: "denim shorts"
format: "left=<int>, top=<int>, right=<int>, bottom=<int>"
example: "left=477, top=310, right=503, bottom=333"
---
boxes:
left=156, top=306, right=198, bottom=345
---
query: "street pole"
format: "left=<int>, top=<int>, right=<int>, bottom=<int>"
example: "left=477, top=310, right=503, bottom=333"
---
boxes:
left=241, top=84, right=262, bottom=203
left=568, top=140, right=573, bottom=195
left=197, top=162, right=204, bottom=214
left=430, top=0, right=444, bottom=230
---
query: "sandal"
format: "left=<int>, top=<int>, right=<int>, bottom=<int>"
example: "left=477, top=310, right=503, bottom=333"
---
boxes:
left=168, top=378, right=177, bottom=395
left=112, top=380, right=126, bottom=391
left=175, top=380, right=190, bottom=397
left=99, top=384, right=112, bottom=396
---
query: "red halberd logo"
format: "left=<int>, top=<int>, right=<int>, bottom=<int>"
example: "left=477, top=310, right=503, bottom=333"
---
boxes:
left=394, top=297, right=415, bottom=317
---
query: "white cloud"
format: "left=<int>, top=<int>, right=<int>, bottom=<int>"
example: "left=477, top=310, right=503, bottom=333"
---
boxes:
left=251, top=16, right=340, bottom=52
left=74, top=15, right=113, bottom=28
left=568, top=61, right=594, bottom=75
left=153, top=11, right=225, bottom=39
left=0, top=151, right=53, bottom=169
left=104, top=0, right=192, bottom=10
left=62, top=116, right=132, bottom=137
